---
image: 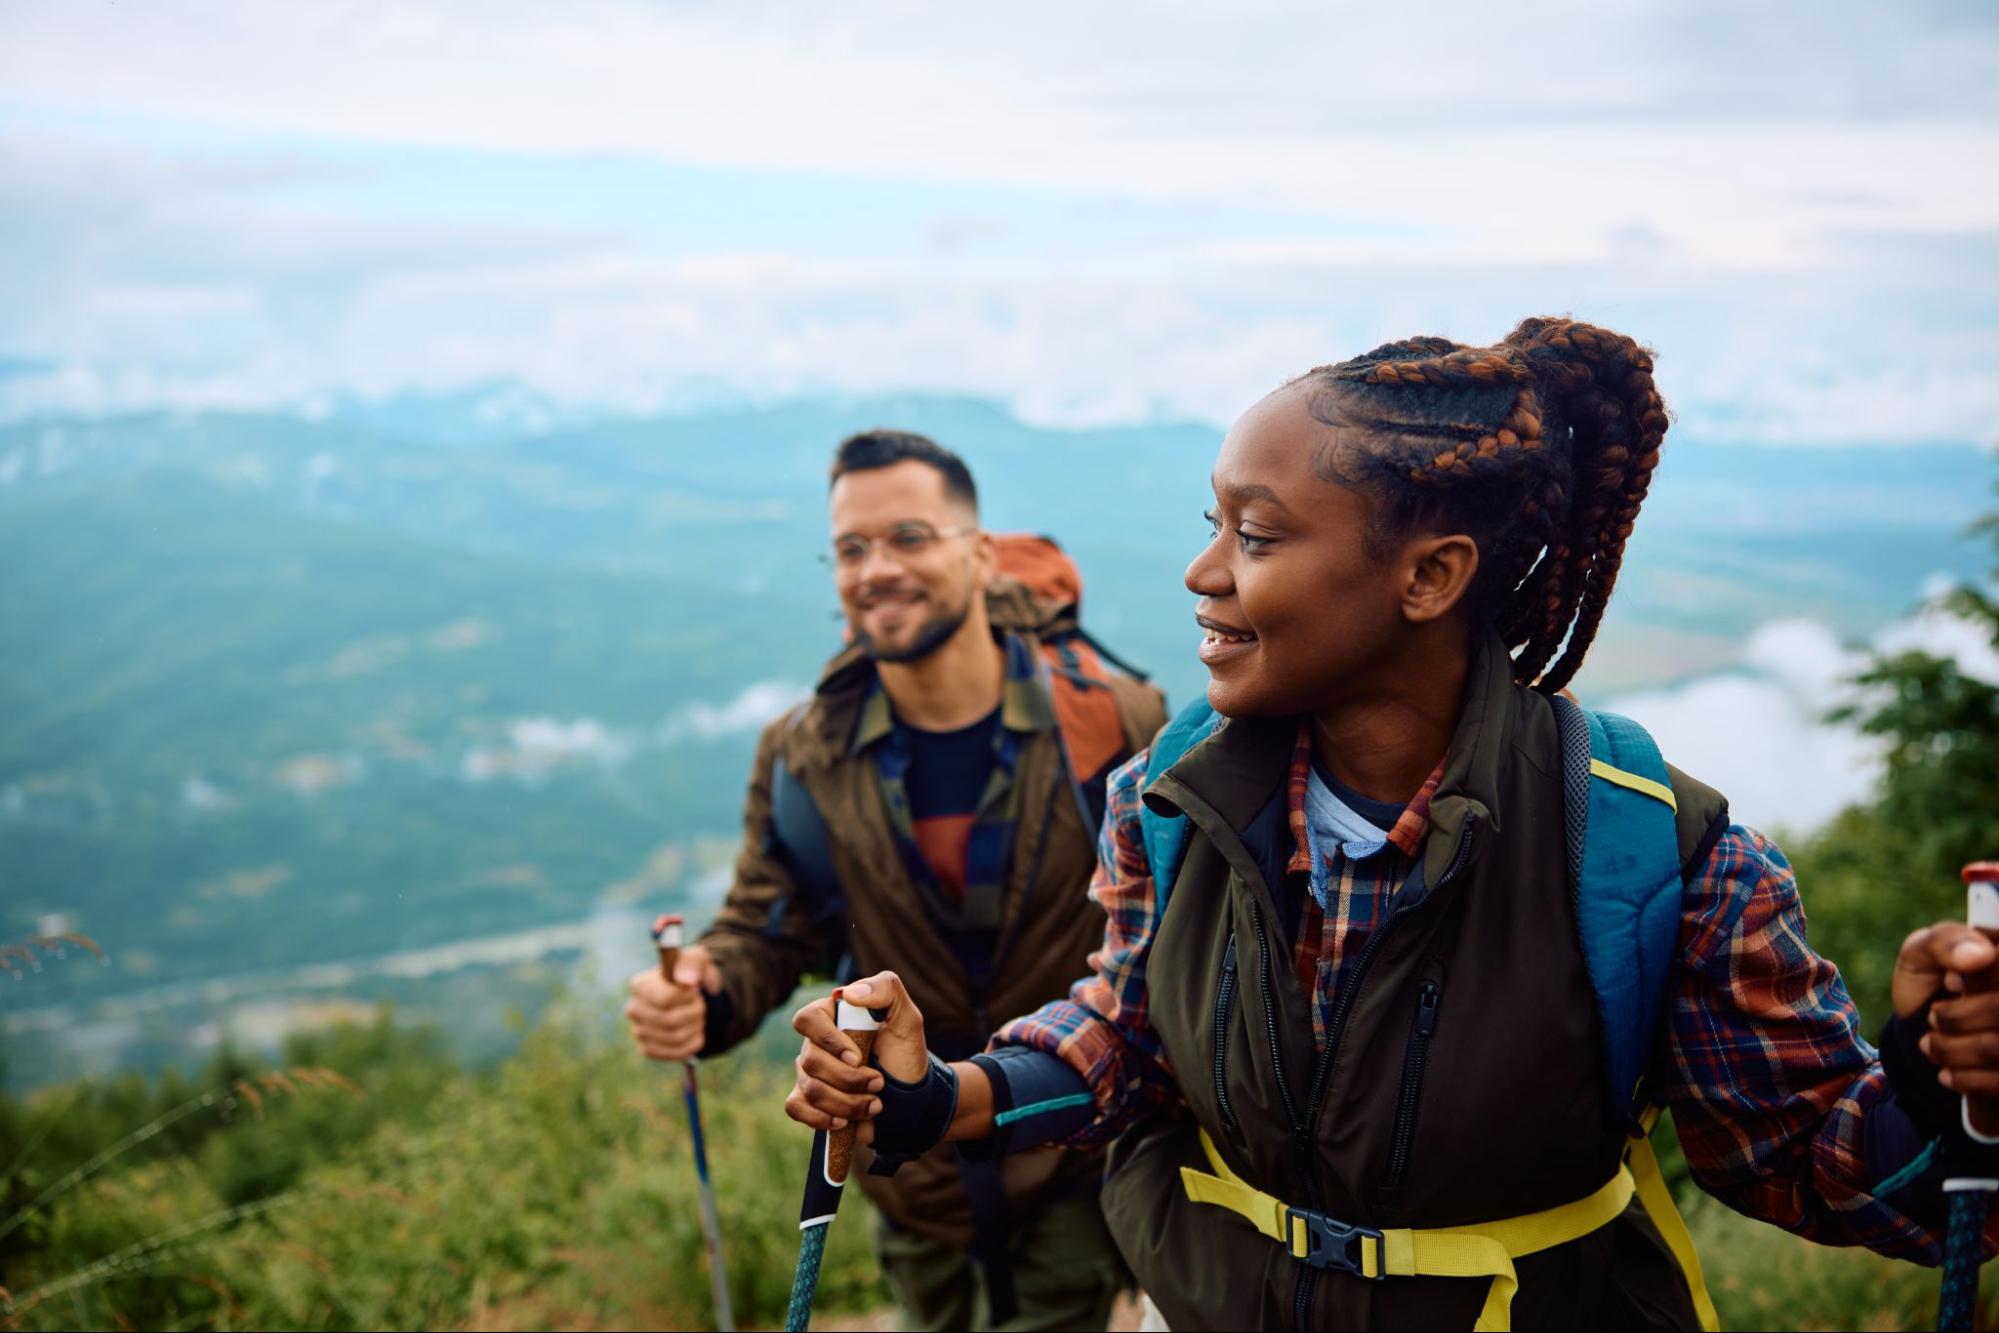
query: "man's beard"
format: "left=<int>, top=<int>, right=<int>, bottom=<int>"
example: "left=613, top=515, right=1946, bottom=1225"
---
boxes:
left=852, top=591, right=972, bottom=664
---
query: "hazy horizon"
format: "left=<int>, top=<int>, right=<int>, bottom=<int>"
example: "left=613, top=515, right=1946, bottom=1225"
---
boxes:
left=4, top=2, right=1998, bottom=443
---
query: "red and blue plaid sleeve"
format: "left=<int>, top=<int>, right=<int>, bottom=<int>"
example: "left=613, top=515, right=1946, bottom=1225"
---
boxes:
left=1666, top=825, right=1995, bottom=1261
left=991, top=748, right=1181, bottom=1148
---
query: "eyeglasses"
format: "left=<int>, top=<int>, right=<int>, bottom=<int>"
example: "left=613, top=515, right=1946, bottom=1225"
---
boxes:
left=822, top=522, right=976, bottom=569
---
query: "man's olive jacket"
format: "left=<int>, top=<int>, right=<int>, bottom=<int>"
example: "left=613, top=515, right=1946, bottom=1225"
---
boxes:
left=699, top=578, right=1167, bottom=1242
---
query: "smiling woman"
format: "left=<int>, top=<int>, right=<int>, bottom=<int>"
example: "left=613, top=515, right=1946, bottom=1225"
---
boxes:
left=1184, top=320, right=1666, bottom=798
left=785, top=316, right=1999, bottom=1333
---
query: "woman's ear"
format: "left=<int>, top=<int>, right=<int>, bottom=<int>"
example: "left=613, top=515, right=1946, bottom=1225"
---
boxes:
left=1401, top=533, right=1479, bottom=624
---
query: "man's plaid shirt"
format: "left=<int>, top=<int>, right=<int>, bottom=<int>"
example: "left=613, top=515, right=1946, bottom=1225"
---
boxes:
left=995, top=725, right=1979, bottom=1263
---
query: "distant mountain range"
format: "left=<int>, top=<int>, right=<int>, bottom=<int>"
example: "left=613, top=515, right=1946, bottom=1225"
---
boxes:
left=1, top=395, right=1990, bottom=1087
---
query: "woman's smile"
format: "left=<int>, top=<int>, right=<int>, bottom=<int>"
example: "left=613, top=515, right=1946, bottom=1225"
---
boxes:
left=1196, top=612, right=1259, bottom=667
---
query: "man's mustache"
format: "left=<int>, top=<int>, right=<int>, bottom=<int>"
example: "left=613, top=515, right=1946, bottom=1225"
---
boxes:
left=854, top=583, right=927, bottom=609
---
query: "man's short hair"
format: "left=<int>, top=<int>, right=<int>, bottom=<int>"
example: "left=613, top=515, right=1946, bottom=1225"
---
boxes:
left=829, top=429, right=978, bottom=513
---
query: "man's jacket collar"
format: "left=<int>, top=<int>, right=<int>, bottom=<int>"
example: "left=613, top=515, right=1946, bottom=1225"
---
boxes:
left=791, top=578, right=1063, bottom=771
left=847, top=633, right=1056, bottom=756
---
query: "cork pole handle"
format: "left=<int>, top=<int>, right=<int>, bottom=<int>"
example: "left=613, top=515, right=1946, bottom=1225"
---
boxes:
left=654, top=913, right=684, bottom=984
left=825, top=996, right=880, bottom=1186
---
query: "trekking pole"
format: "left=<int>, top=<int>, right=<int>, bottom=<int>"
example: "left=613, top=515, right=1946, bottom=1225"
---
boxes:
left=784, top=993, right=877, bottom=1333
left=652, top=914, right=736, bottom=1333
left=1939, top=862, right=1999, bottom=1333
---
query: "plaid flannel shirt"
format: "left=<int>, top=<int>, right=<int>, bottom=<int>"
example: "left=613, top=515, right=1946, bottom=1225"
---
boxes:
left=854, top=631, right=1054, bottom=934
left=994, top=725, right=1983, bottom=1263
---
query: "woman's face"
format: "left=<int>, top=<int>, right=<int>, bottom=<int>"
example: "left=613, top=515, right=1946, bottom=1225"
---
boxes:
left=1186, top=381, right=1416, bottom=718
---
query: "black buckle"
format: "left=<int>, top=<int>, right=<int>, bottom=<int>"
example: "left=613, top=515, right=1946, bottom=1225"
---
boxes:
left=1285, top=1207, right=1385, bottom=1277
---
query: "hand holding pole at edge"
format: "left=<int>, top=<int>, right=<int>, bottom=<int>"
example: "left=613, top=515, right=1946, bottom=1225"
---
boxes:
left=1927, top=863, right=1999, bottom=1333
left=628, top=930, right=721, bottom=1063
left=652, top=915, right=736, bottom=1333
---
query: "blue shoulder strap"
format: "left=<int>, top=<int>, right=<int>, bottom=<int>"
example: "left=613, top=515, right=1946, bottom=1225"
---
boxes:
left=1138, top=699, right=1221, bottom=916
left=765, top=755, right=854, bottom=978
left=1552, top=695, right=1684, bottom=1124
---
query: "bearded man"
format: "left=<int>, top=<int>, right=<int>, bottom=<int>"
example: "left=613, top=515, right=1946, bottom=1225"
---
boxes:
left=626, top=429, right=1165, bottom=1331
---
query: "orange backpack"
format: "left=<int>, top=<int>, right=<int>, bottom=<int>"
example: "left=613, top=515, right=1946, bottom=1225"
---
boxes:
left=990, top=532, right=1153, bottom=828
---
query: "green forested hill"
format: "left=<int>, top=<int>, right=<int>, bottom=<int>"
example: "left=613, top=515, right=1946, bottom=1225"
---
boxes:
left=0, top=475, right=823, bottom=1084
left=0, top=400, right=1991, bottom=1089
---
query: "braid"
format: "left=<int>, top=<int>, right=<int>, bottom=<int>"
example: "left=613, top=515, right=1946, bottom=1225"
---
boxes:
left=1300, top=317, right=1669, bottom=691
left=1504, top=318, right=1668, bottom=691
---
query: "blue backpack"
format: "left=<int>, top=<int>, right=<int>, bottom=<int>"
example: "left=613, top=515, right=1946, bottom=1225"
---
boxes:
left=1138, top=694, right=1688, bottom=1124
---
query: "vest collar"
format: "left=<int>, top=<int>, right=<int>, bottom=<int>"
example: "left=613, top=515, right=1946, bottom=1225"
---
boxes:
left=1145, top=629, right=1520, bottom=890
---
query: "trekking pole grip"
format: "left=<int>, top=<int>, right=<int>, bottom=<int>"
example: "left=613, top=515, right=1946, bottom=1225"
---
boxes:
left=1962, top=864, right=1999, bottom=1142
left=829, top=999, right=878, bottom=1181
left=654, top=912, right=684, bottom=985
left=786, top=994, right=880, bottom=1333
left=800, top=994, right=879, bottom=1221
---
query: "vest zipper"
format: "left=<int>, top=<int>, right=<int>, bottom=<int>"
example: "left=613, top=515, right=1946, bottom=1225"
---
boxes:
left=1382, top=981, right=1441, bottom=1189
left=1213, top=934, right=1241, bottom=1133
left=1282, top=814, right=1479, bottom=1333
left=1248, top=899, right=1306, bottom=1137
left=1248, top=898, right=1319, bottom=1333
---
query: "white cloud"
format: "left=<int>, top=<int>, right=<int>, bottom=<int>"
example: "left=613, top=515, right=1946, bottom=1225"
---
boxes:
left=460, top=716, right=634, bottom=783
left=1875, top=599, right=1999, bottom=686
left=6, top=3, right=1997, bottom=257
left=454, top=694, right=803, bottom=785
left=664, top=681, right=807, bottom=742
left=181, top=774, right=231, bottom=812
left=509, top=717, right=632, bottom=763
left=1602, top=595, right=1996, bottom=837
left=1603, top=621, right=1878, bottom=837
left=1, top=4, right=1996, bottom=438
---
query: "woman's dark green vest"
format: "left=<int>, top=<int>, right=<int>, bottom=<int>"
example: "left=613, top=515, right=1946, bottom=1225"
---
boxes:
left=1102, top=635, right=1728, bottom=1331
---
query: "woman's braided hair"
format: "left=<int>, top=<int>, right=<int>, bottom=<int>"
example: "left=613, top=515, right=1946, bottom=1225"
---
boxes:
left=1301, top=317, right=1668, bottom=694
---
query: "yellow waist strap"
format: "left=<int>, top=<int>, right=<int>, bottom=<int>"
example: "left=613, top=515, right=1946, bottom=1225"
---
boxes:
left=1180, top=1127, right=1719, bottom=1332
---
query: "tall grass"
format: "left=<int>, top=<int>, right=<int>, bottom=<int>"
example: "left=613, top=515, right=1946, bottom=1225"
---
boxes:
left=0, top=1006, right=885, bottom=1331
left=1694, top=1188, right=1997, bottom=1331
left=1, top=1002, right=1987, bottom=1331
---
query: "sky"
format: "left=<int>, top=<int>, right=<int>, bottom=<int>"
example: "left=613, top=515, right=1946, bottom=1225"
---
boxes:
left=3, top=1, right=1999, bottom=440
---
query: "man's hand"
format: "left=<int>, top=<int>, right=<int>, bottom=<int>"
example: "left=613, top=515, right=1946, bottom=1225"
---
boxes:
left=1897, top=922, right=1999, bottom=1131
left=625, top=943, right=722, bottom=1062
left=784, top=971, right=928, bottom=1139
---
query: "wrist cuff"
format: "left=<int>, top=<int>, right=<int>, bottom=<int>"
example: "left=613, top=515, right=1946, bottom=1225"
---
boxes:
left=697, top=986, right=735, bottom=1060
left=866, top=1053, right=959, bottom=1176
left=1880, top=1009, right=1952, bottom=1140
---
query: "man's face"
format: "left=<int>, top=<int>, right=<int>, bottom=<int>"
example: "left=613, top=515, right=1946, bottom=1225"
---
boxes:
left=828, top=460, right=993, bottom=663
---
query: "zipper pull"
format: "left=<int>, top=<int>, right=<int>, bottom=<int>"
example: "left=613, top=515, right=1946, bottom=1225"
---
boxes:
left=1414, top=981, right=1440, bottom=1036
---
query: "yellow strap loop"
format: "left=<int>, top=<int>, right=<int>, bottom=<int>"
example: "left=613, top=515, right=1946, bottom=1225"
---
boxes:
left=1182, top=1127, right=1717, bottom=1332
left=1588, top=757, right=1678, bottom=810
left=1179, top=1153, right=1291, bottom=1245
left=1626, top=1133, right=1721, bottom=1332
